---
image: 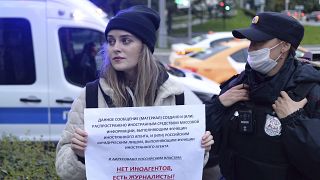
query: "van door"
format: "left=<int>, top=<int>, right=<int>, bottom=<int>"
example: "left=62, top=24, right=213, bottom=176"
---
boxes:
left=0, top=2, right=49, bottom=140
left=47, top=19, right=105, bottom=141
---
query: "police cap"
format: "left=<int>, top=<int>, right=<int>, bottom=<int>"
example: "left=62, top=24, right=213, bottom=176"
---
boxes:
left=232, top=12, right=304, bottom=49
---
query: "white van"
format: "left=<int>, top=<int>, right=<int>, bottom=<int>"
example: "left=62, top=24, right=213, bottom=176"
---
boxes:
left=0, top=0, right=108, bottom=141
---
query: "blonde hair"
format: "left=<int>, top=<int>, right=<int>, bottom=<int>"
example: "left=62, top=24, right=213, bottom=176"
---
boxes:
left=100, top=44, right=160, bottom=107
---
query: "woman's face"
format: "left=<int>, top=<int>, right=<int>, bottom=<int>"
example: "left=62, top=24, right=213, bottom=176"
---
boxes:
left=106, top=30, right=143, bottom=76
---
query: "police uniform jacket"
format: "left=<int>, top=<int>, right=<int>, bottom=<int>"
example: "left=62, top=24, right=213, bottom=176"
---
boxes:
left=206, top=55, right=320, bottom=180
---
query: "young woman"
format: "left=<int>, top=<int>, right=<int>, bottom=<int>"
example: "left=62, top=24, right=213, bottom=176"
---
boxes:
left=56, top=5, right=214, bottom=179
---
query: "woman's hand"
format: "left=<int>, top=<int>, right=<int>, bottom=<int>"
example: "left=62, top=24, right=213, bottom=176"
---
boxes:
left=219, top=84, right=249, bottom=107
left=71, top=128, right=88, bottom=157
left=201, top=131, right=214, bottom=152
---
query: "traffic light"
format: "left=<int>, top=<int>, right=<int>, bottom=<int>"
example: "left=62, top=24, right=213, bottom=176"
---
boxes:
left=225, top=5, right=230, bottom=11
left=217, top=1, right=231, bottom=12
left=219, top=1, right=225, bottom=7
left=217, top=1, right=226, bottom=11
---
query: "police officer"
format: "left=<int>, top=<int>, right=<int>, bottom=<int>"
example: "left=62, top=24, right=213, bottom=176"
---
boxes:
left=206, top=12, right=320, bottom=180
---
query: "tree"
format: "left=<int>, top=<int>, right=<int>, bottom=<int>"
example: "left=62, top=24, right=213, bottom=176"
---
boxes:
left=264, top=0, right=320, bottom=13
left=89, top=0, right=146, bottom=17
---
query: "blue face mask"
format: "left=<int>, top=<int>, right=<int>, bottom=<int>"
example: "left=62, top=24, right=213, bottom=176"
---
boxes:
left=247, top=42, right=283, bottom=74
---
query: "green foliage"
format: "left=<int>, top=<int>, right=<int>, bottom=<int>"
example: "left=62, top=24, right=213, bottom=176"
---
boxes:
left=287, top=0, right=320, bottom=13
left=194, top=10, right=251, bottom=32
left=261, top=0, right=320, bottom=13
left=0, top=135, right=59, bottom=179
left=171, top=9, right=320, bottom=45
left=301, top=26, right=320, bottom=45
left=171, top=10, right=252, bottom=35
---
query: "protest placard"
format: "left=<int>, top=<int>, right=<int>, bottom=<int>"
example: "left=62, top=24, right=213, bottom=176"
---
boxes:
left=84, top=105, right=205, bottom=180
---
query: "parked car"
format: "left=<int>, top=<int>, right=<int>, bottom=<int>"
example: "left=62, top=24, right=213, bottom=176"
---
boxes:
left=169, top=32, right=234, bottom=63
left=295, top=46, right=320, bottom=61
left=281, top=10, right=305, bottom=20
left=306, top=11, right=320, bottom=21
left=295, top=46, right=320, bottom=69
left=172, top=40, right=249, bottom=84
left=165, top=65, right=220, bottom=102
left=172, top=39, right=314, bottom=84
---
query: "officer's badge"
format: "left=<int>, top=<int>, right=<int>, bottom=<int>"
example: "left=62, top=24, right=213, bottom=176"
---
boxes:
left=264, top=114, right=281, bottom=136
left=252, top=16, right=259, bottom=24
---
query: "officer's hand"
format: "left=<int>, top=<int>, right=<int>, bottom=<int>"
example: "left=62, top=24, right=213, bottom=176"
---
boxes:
left=219, top=84, right=249, bottom=107
left=201, top=131, right=214, bottom=152
left=272, top=91, right=308, bottom=119
left=71, top=128, right=88, bottom=157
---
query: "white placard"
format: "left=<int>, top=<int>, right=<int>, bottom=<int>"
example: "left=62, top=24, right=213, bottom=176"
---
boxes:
left=84, top=105, right=205, bottom=180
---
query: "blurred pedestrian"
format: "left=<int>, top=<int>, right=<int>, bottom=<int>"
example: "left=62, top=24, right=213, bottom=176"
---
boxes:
left=80, top=42, right=98, bottom=83
left=206, top=12, right=320, bottom=180
left=55, top=5, right=214, bottom=180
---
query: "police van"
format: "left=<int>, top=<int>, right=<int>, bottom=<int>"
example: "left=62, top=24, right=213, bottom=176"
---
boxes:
left=0, top=0, right=217, bottom=141
left=0, top=0, right=108, bottom=141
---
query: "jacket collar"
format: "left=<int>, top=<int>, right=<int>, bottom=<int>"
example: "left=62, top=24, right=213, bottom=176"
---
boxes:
left=244, top=54, right=296, bottom=104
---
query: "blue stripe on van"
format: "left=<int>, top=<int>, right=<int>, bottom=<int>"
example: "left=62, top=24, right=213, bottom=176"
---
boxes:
left=50, top=107, right=70, bottom=124
left=0, top=108, right=48, bottom=124
left=0, top=107, right=71, bottom=124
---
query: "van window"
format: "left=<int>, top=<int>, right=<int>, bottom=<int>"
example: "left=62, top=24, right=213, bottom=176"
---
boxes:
left=0, top=18, right=36, bottom=85
left=59, top=28, right=104, bottom=87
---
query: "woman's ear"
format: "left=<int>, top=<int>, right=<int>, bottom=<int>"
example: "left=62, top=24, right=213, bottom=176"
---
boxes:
left=281, top=42, right=291, bottom=53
